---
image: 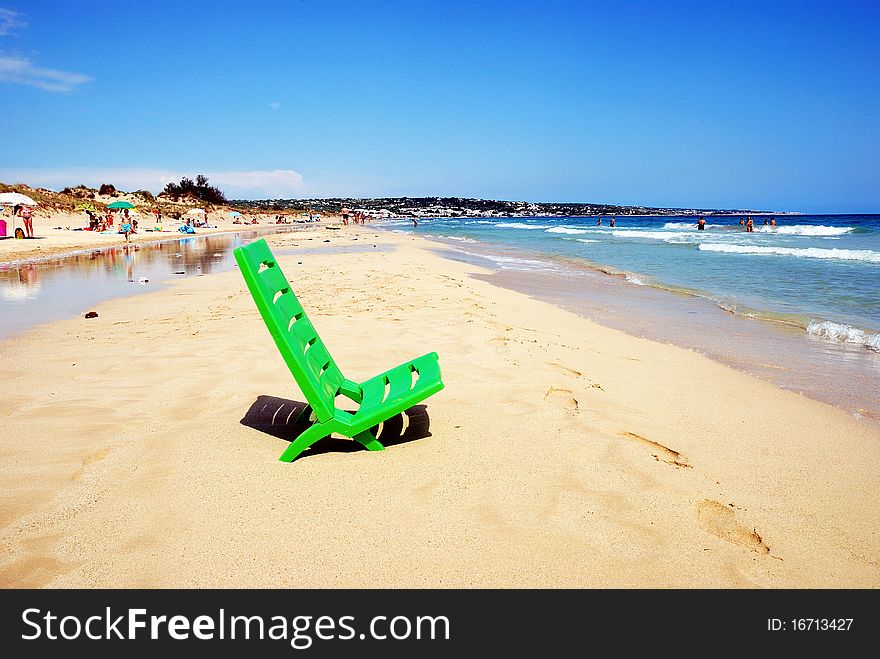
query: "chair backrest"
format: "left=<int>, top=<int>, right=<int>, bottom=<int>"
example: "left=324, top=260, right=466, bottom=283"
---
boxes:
left=234, top=239, right=344, bottom=422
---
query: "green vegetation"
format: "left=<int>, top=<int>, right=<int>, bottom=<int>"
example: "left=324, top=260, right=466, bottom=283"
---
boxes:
left=160, top=174, right=227, bottom=205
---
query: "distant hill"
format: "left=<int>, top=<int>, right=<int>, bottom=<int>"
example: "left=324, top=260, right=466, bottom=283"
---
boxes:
left=0, top=182, right=229, bottom=215
left=231, top=196, right=782, bottom=218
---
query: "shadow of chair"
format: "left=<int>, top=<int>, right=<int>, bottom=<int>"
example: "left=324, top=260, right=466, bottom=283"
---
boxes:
left=240, top=395, right=434, bottom=460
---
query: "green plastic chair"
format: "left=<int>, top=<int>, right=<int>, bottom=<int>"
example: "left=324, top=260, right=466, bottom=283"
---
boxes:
left=234, top=238, right=444, bottom=462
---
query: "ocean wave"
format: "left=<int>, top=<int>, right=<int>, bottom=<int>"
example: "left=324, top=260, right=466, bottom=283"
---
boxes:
left=546, top=227, right=590, bottom=234
left=442, top=236, right=480, bottom=243
left=624, top=274, right=647, bottom=286
left=575, top=238, right=599, bottom=243
left=755, top=224, right=853, bottom=236
left=698, top=243, right=880, bottom=263
left=806, top=321, right=880, bottom=352
left=451, top=249, right=558, bottom=272
left=662, top=222, right=725, bottom=230
left=494, top=222, right=552, bottom=229
left=612, top=230, right=695, bottom=242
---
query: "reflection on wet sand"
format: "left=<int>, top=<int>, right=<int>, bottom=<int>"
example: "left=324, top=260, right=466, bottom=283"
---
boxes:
left=0, top=230, right=292, bottom=339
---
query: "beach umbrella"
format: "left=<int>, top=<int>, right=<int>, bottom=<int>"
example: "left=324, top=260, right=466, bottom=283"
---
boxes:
left=0, top=192, right=38, bottom=206
left=228, top=211, right=242, bottom=217
left=75, top=203, right=99, bottom=213
left=185, top=208, right=206, bottom=216
left=107, top=200, right=135, bottom=210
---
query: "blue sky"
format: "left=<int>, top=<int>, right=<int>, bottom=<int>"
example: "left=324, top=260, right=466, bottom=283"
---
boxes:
left=1, top=0, right=878, bottom=211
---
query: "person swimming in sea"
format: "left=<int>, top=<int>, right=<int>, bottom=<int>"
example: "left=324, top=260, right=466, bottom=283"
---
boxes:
left=596, top=217, right=602, bottom=226
left=609, top=216, right=615, bottom=227
left=697, top=216, right=706, bottom=230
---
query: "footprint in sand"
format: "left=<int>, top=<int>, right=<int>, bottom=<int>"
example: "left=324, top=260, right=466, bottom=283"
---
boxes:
left=487, top=336, right=510, bottom=347
left=70, top=447, right=113, bottom=482
left=544, top=387, right=579, bottom=413
left=548, top=362, right=605, bottom=390
left=548, top=362, right=582, bottom=378
left=618, top=431, right=691, bottom=468
left=696, top=499, right=770, bottom=554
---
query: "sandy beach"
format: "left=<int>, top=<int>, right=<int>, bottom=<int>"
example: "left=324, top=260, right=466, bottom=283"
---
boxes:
left=0, top=223, right=877, bottom=588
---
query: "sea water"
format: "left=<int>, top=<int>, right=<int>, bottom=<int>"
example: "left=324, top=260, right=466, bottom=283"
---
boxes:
left=385, top=214, right=880, bottom=421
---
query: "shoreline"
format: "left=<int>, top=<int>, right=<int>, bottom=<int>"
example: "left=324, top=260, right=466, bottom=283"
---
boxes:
left=5, top=214, right=879, bottom=425
left=381, top=226, right=880, bottom=424
left=1, top=226, right=878, bottom=588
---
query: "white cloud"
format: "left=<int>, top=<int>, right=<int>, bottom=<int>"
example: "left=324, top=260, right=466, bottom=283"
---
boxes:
left=0, top=53, right=91, bottom=92
left=0, top=8, right=91, bottom=92
left=0, top=167, right=307, bottom=199
left=268, top=101, right=281, bottom=110
left=0, top=7, right=26, bottom=36
left=206, top=169, right=304, bottom=198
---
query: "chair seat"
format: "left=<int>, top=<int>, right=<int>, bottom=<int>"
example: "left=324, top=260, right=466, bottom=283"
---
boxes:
left=234, top=238, right=443, bottom=461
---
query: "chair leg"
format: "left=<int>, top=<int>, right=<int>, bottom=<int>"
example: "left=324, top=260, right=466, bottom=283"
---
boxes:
left=278, top=423, right=328, bottom=462
left=353, top=430, right=385, bottom=452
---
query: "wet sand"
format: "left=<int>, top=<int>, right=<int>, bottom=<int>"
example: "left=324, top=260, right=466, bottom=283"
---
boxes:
left=1, top=226, right=878, bottom=588
left=431, top=244, right=880, bottom=424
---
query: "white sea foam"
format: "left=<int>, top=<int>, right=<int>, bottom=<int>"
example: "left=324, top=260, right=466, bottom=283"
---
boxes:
left=625, top=274, right=647, bottom=286
left=612, top=230, right=695, bottom=242
left=443, top=236, right=479, bottom=243
left=755, top=225, right=853, bottom=236
left=662, top=222, right=725, bottom=230
left=698, top=243, right=880, bottom=263
left=495, top=222, right=552, bottom=229
left=807, top=321, right=880, bottom=352
left=546, top=227, right=590, bottom=234
left=452, top=249, right=557, bottom=272
left=575, top=238, right=599, bottom=243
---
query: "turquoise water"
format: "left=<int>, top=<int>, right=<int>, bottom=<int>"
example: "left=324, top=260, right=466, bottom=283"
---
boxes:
left=387, top=214, right=880, bottom=349
left=382, top=213, right=880, bottom=421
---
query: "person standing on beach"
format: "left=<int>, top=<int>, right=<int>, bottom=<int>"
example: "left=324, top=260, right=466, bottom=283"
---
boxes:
left=120, top=209, right=132, bottom=243
left=697, top=216, right=706, bottom=230
left=19, top=205, right=34, bottom=237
